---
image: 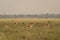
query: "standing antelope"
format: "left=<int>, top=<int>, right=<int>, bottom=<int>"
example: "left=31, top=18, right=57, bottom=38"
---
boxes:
left=41, top=21, right=51, bottom=29
left=44, top=20, right=51, bottom=29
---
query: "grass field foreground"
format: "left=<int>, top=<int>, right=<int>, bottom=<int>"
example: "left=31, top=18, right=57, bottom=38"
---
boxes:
left=0, top=18, right=60, bottom=40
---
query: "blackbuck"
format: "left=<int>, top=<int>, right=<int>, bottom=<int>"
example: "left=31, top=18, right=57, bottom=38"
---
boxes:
left=41, top=21, right=52, bottom=29
left=26, top=22, right=35, bottom=28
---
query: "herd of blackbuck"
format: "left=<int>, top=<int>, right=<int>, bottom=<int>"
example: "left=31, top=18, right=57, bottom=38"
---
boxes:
left=4, top=20, right=52, bottom=29
left=25, top=20, right=52, bottom=29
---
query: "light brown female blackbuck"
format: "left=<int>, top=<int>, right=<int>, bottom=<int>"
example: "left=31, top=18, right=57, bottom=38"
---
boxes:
left=26, top=22, right=35, bottom=28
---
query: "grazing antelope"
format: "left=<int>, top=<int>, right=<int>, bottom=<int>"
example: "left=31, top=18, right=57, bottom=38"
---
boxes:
left=26, top=22, right=35, bottom=28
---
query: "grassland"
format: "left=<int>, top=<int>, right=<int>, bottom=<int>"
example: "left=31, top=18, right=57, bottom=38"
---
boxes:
left=0, top=18, right=60, bottom=40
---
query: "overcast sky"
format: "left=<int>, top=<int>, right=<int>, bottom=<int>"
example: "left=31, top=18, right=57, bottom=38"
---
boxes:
left=0, top=0, right=60, bottom=14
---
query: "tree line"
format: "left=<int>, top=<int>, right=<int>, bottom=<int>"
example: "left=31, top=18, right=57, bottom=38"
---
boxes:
left=0, top=13, right=60, bottom=18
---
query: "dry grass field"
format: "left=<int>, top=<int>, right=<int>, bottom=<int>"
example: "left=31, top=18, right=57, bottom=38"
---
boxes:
left=0, top=18, right=60, bottom=40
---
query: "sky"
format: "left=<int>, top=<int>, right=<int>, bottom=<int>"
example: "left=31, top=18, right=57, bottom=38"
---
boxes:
left=0, top=0, right=60, bottom=14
